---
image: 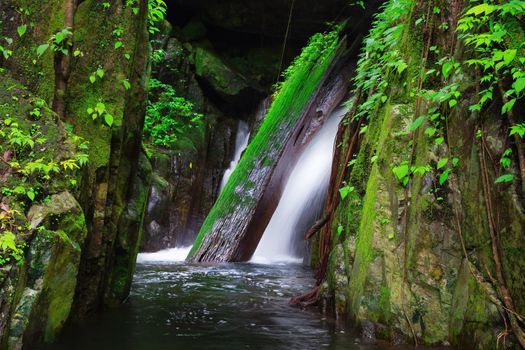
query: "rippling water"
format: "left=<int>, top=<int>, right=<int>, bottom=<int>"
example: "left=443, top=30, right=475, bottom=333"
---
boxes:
left=43, top=258, right=414, bottom=350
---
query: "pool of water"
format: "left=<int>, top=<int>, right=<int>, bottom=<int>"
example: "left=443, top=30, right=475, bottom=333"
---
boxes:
left=43, top=255, right=412, bottom=350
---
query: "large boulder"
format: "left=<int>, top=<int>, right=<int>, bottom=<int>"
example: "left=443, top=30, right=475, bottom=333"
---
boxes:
left=8, top=191, right=87, bottom=349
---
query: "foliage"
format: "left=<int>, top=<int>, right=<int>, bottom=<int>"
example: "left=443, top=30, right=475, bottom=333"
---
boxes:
left=0, top=95, right=88, bottom=267
left=352, top=0, right=411, bottom=120
left=274, top=28, right=340, bottom=93
left=347, top=0, right=525, bottom=197
left=126, top=0, right=167, bottom=34
left=36, top=28, right=73, bottom=57
left=0, top=36, right=14, bottom=60
left=457, top=0, right=525, bottom=183
left=87, top=102, right=114, bottom=127
left=144, top=79, right=203, bottom=148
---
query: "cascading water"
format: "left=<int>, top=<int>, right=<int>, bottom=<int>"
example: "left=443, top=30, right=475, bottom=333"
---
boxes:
left=220, top=120, right=250, bottom=192
left=251, top=107, right=347, bottom=264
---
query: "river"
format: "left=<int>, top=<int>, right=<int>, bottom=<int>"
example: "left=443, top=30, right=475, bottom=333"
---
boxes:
left=41, top=249, right=390, bottom=350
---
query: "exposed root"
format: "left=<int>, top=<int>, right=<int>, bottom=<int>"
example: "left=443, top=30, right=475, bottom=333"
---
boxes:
left=479, top=133, right=525, bottom=349
left=497, top=79, right=525, bottom=195
left=290, top=286, right=320, bottom=308
left=304, top=214, right=329, bottom=240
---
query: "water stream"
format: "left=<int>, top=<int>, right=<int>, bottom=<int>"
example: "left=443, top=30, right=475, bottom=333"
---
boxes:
left=220, top=120, right=250, bottom=192
left=43, top=251, right=387, bottom=350
left=252, top=108, right=346, bottom=263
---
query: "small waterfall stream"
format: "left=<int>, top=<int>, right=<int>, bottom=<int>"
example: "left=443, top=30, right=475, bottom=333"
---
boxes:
left=220, top=120, right=250, bottom=192
left=251, top=108, right=346, bottom=264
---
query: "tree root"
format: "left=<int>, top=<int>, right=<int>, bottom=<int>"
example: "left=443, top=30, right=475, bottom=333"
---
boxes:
left=289, top=286, right=320, bottom=308
left=479, top=134, right=525, bottom=349
left=304, top=214, right=329, bottom=240
left=497, top=79, right=525, bottom=195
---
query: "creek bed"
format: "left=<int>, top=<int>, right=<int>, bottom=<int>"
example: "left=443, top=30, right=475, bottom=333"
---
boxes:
left=42, top=256, right=415, bottom=350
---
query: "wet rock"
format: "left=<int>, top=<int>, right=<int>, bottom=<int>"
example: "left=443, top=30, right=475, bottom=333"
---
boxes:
left=8, top=192, right=87, bottom=348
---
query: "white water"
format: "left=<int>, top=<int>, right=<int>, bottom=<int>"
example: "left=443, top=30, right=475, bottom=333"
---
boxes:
left=251, top=108, right=346, bottom=264
left=136, top=246, right=192, bottom=264
left=220, top=120, right=250, bottom=192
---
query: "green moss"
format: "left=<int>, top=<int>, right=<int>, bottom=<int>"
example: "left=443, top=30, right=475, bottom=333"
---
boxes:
left=188, top=29, right=341, bottom=258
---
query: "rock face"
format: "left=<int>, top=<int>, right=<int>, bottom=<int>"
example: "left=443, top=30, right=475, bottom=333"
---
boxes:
left=140, top=35, right=244, bottom=251
left=187, top=28, right=355, bottom=263
left=7, top=192, right=87, bottom=349
left=315, top=1, right=525, bottom=348
left=0, top=0, right=151, bottom=347
left=140, top=1, right=383, bottom=254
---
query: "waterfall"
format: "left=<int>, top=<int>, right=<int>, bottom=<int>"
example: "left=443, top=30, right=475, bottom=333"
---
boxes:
left=137, top=246, right=192, bottom=263
left=220, top=120, right=250, bottom=192
left=251, top=107, right=346, bottom=264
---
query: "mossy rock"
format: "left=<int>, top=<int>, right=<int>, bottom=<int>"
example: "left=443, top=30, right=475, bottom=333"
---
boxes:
left=193, top=46, right=251, bottom=97
left=8, top=191, right=87, bottom=348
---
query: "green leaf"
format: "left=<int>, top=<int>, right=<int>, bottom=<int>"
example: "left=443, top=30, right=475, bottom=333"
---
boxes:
left=17, top=24, right=27, bottom=37
left=437, top=158, right=448, bottom=170
left=114, top=41, right=123, bottom=49
left=95, top=102, right=106, bottom=114
left=469, top=104, right=482, bottom=112
left=89, top=75, right=96, bottom=84
left=73, top=49, right=81, bottom=57
left=27, top=190, right=35, bottom=201
left=452, top=157, right=459, bottom=167
left=36, top=43, right=49, bottom=57
left=425, top=127, right=436, bottom=137
left=337, top=225, right=343, bottom=236
left=442, top=62, right=453, bottom=79
left=0, top=231, right=17, bottom=252
left=339, top=185, right=355, bottom=200
left=96, top=68, right=105, bottom=78
left=410, top=116, right=425, bottom=131
left=466, top=3, right=495, bottom=16
left=104, top=113, right=114, bottom=127
left=500, top=157, right=511, bottom=169
left=503, top=49, right=517, bottom=66
left=510, top=124, right=525, bottom=138
left=439, top=169, right=450, bottom=185
left=397, top=61, right=408, bottom=74
left=14, top=186, right=26, bottom=194
left=122, top=79, right=131, bottom=90
left=495, top=174, right=514, bottom=184
left=393, top=163, right=409, bottom=181
left=435, top=137, right=444, bottom=145
left=502, top=99, right=516, bottom=114
left=513, top=78, right=525, bottom=95
left=449, top=99, right=457, bottom=108
left=87, top=107, right=94, bottom=115
left=54, top=31, right=66, bottom=44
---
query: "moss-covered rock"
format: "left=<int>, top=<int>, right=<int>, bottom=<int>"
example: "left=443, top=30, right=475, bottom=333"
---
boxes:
left=193, top=46, right=251, bottom=97
left=7, top=191, right=87, bottom=349
left=321, top=0, right=525, bottom=348
left=0, top=0, right=151, bottom=341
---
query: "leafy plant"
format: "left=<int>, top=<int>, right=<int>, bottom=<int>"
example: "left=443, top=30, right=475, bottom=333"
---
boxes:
left=144, top=79, right=203, bottom=148
left=37, top=28, right=73, bottom=57
left=0, top=103, right=89, bottom=267
left=87, top=102, right=114, bottom=126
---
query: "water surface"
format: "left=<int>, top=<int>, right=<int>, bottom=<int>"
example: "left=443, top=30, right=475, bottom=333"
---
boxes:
left=46, top=254, right=386, bottom=350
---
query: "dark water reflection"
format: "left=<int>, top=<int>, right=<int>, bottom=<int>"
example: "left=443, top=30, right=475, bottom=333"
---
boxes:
left=43, top=261, right=423, bottom=350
